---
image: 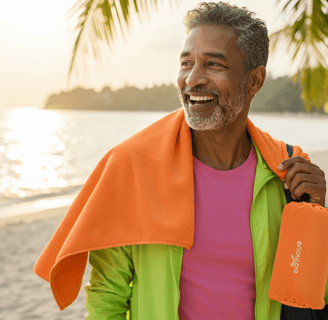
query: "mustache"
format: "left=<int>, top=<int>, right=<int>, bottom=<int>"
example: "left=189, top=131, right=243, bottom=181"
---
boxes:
left=184, top=89, right=220, bottom=98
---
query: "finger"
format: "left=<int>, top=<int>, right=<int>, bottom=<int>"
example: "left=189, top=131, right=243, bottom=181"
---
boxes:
left=292, top=181, right=324, bottom=203
left=288, top=172, right=313, bottom=195
left=278, top=156, right=320, bottom=171
left=284, top=163, right=323, bottom=189
left=288, top=174, right=325, bottom=199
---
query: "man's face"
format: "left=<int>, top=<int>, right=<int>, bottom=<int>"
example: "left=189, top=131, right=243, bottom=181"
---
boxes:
left=177, top=25, right=249, bottom=131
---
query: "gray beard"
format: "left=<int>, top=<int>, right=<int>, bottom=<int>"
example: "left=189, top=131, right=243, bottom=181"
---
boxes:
left=179, top=78, right=248, bottom=131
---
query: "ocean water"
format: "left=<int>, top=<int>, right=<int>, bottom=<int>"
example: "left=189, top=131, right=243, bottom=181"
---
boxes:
left=1, top=107, right=328, bottom=218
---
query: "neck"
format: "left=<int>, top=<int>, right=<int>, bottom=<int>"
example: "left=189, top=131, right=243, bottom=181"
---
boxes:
left=191, top=122, right=251, bottom=171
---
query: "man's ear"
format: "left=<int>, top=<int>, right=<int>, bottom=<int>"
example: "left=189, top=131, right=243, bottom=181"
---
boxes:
left=247, top=65, right=266, bottom=96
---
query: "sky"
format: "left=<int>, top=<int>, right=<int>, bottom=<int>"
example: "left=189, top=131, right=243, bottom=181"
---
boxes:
left=0, top=0, right=302, bottom=109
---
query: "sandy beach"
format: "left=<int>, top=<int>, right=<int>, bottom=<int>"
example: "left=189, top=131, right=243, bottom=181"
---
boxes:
left=1, top=149, right=327, bottom=320
left=0, top=209, right=94, bottom=320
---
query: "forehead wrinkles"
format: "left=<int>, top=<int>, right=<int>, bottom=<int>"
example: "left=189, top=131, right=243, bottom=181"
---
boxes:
left=182, top=44, right=238, bottom=64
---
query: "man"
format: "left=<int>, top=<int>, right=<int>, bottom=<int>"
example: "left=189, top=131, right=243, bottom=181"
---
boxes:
left=34, top=2, right=327, bottom=319
left=178, top=18, right=256, bottom=173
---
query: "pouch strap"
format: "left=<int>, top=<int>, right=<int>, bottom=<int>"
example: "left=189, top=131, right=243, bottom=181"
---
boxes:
left=284, top=144, right=310, bottom=204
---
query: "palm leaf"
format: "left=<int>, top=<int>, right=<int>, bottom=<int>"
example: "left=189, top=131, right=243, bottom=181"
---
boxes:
left=269, top=0, right=328, bottom=113
left=65, top=0, right=181, bottom=86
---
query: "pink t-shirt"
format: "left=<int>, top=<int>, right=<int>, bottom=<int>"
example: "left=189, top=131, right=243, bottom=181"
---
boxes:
left=178, top=143, right=258, bottom=319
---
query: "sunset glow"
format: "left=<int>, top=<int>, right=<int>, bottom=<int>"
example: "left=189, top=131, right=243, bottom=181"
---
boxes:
left=0, top=0, right=299, bottom=109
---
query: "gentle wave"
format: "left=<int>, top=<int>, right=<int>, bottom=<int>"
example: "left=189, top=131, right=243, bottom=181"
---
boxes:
left=1, top=107, right=327, bottom=218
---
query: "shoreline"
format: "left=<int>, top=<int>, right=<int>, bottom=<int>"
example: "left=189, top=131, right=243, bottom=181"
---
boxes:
left=1, top=148, right=327, bottom=228
left=0, top=206, right=69, bottom=228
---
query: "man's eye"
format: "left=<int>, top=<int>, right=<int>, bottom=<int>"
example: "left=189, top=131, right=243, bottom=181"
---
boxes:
left=181, top=62, right=222, bottom=67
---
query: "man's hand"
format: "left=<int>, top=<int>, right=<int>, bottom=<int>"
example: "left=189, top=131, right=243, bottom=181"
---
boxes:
left=277, top=156, right=326, bottom=207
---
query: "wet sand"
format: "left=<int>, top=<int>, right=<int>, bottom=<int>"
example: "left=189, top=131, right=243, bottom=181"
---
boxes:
left=0, top=149, right=327, bottom=319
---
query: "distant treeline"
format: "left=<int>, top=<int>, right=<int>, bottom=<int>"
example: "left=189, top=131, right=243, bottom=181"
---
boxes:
left=44, top=75, right=327, bottom=114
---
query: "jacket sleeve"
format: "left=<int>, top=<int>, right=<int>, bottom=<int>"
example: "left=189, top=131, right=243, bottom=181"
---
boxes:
left=85, top=245, right=135, bottom=319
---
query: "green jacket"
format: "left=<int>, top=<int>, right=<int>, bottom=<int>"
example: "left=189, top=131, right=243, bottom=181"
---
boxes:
left=85, top=137, right=328, bottom=319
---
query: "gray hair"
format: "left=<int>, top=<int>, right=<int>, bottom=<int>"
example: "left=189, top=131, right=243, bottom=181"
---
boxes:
left=182, top=1, right=270, bottom=75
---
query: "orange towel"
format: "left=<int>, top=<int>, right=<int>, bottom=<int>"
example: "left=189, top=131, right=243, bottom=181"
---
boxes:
left=269, top=202, right=328, bottom=309
left=34, top=108, right=315, bottom=310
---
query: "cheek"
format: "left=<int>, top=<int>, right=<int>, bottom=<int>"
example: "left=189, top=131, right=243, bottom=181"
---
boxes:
left=214, top=78, right=232, bottom=98
left=177, top=74, right=186, bottom=91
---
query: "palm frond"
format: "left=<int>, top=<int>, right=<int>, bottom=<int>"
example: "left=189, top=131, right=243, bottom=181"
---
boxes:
left=294, top=63, right=327, bottom=111
left=66, top=0, right=182, bottom=87
left=269, top=0, right=328, bottom=112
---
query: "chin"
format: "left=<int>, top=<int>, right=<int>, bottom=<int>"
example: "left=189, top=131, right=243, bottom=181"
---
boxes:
left=183, top=104, right=222, bottom=130
left=184, top=101, right=244, bottom=131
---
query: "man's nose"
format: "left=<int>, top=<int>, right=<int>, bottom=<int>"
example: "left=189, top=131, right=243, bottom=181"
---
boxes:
left=185, top=64, right=208, bottom=87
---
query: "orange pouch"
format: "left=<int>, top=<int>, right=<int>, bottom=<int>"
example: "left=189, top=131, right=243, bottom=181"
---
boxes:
left=269, top=202, right=328, bottom=310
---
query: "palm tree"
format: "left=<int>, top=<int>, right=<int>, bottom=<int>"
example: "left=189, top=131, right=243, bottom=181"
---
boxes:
left=269, top=0, right=328, bottom=113
left=66, top=0, right=328, bottom=113
left=65, top=0, right=181, bottom=85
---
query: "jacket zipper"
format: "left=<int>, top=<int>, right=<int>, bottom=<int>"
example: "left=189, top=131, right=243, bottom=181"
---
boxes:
left=251, top=173, right=277, bottom=320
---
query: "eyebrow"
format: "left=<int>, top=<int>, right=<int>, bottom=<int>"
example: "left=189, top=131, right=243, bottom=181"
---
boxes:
left=179, top=51, right=228, bottom=62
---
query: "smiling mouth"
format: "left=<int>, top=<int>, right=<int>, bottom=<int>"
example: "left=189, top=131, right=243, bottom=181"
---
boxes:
left=186, top=97, right=219, bottom=112
left=186, top=95, right=219, bottom=105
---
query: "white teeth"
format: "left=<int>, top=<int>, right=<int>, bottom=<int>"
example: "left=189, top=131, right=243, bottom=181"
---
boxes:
left=190, top=96, right=215, bottom=101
